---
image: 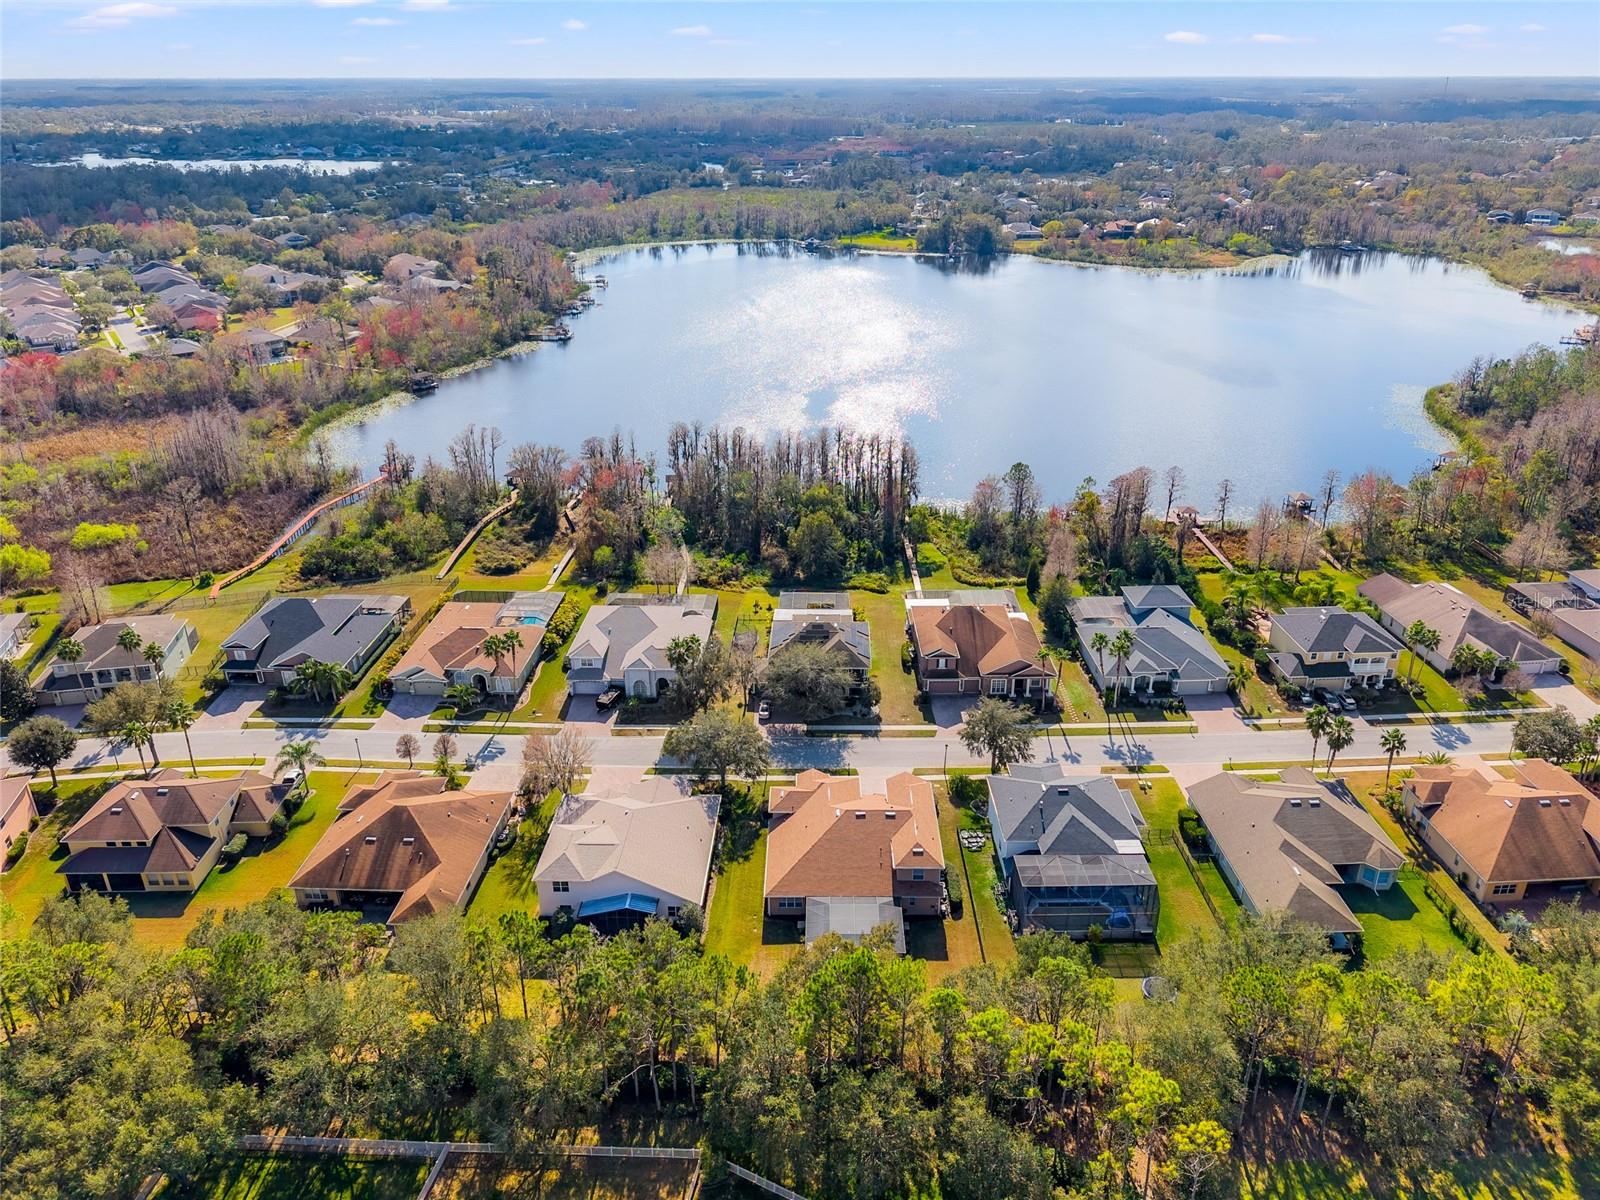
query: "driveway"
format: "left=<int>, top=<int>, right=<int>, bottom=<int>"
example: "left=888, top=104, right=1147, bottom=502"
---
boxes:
left=562, top=695, right=619, bottom=734
left=372, top=693, right=437, bottom=727
left=108, top=310, right=147, bottom=356
left=1184, top=693, right=1249, bottom=734
left=1530, top=673, right=1599, bottom=720
left=929, top=696, right=975, bottom=731
left=201, top=685, right=267, bottom=728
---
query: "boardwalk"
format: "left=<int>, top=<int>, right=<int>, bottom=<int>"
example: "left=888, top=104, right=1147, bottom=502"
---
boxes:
left=209, top=470, right=388, bottom=598
left=437, top=489, right=519, bottom=579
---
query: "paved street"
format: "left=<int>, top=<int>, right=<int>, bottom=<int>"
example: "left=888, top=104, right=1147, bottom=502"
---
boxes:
left=107, top=309, right=148, bottom=355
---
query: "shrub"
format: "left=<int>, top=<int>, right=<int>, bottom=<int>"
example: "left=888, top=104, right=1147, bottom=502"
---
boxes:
left=0, top=543, right=51, bottom=585
left=473, top=539, right=530, bottom=575
left=915, top=542, right=946, bottom=573
left=269, top=811, right=289, bottom=835
left=846, top=571, right=890, bottom=593
left=949, top=774, right=987, bottom=810
left=1177, top=806, right=1207, bottom=847
left=69, top=521, right=139, bottom=550
left=221, top=833, right=248, bottom=861
left=4, top=832, right=27, bottom=867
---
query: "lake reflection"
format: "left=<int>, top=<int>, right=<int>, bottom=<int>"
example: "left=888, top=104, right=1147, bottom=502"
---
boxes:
left=322, top=243, right=1586, bottom=504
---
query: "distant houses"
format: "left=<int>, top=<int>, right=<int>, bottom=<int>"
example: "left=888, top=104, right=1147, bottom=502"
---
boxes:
left=59, top=769, right=290, bottom=896
left=764, top=771, right=944, bottom=952
left=1187, top=768, right=1405, bottom=946
left=1266, top=606, right=1404, bottom=693
left=388, top=592, right=561, bottom=699
left=1405, top=760, right=1600, bottom=907
left=37, top=616, right=198, bottom=707
left=288, top=771, right=514, bottom=925
left=221, top=594, right=409, bottom=689
left=564, top=594, right=717, bottom=701
left=1, top=269, right=82, bottom=351
left=905, top=589, right=1054, bottom=702
left=1504, top=569, right=1600, bottom=664
left=533, top=777, right=720, bottom=932
left=0, top=612, right=37, bottom=661
left=987, top=764, right=1157, bottom=938
left=1358, top=574, right=1563, bottom=676
left=1068, top=585, right=1229, bottom=696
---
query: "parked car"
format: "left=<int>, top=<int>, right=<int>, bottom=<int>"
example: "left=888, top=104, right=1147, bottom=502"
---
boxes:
left=595, top=686, right=624, bottom=711
left=1339, top=693, right=1359, bottom=712
left=1298, top=690, right=1315, bottom=708
left=756, top=700, right=771, bottom=721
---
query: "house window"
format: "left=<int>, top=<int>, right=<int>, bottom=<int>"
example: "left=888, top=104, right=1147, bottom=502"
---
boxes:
left=551, top=881, right=570, bottom=893
left=776, top=897, right=804, bottom=911
left=667, top=905, right=681, bottom=918
left=934, top=657, right=948, bottom=671
left=911, top=870, right=925, bottom=881
left=989, top=678, right=1008, bottom=694
left=1491, top=883, right=1518, bottom=896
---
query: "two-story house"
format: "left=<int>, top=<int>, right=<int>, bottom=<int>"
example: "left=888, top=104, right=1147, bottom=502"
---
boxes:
left=905, top=589, right=1054, bottom=702
left=1266, top=605, right=1404, bottom=692
left=60, top=769, right=289, bottom=894
left=1068, top=585, right=1229, bottom=696
left=763, top=771, right=944, bottom=952
left=221, top=594, right=409, bottom=689
left=987, top=764, right=1157, bottom=938
left=564, top=594, right=717, bottom=700
left=37, top=616, right=198, bottom=707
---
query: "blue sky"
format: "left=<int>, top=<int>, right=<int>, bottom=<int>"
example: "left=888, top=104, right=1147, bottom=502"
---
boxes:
left=1, top=1, right=1595, bottom=79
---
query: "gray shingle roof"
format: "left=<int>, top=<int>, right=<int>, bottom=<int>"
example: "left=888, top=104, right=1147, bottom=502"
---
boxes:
left=223, top=594, right=405, bottom=671
left=988, top=764, right=1145, bottom=854
left=1122, top=584, right=1194, bottom=613
left=1273, top=607, right=1402, bottom=656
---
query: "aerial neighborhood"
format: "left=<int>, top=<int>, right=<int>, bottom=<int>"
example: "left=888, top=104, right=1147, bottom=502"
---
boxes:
left=3, top=68, right=1600, bottom=1200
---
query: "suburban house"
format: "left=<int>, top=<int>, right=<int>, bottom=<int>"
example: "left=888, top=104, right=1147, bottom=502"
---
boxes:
left=1266, top=605, right=1405, bottom=692
left=0, top=611, right=36, bottom=660
left=239, top=263, right=322, bottom=298
left=1404, top=760, right=1600, bottom=907
left=532, top=777, right=720, bottom=932
left=986, top=763, right=1157, bottom=938
left=765, top=591, right=871, bottom=705
left=1358, top=574, right=1563, bottom=675
left=2, top=775, right=37, bottom=868
left=58, top=769, right=290, bottom=895
left=221, top=594, right=409, bottom=688
left=389, top=592, right=562, bottom=699
left=235, top=327, right=289, bottom=364
left=288, top=771, right=514, bottom=924
left=1187, top=768, right=1406, bottom=945
left=385, top=253, right=444, bottom=281
left=905, top=589, right=1055, bottom=701
left=763, top=771, right=944, bottom=952
left=1505, top=572, right=1600, bottom=664
left=1068, top=585, right=1229, bottom=695
left=37, top=616, right=198, bottom=707
left=1524, top=208, right=1563, bottom=226
left=1004, top=221, right=1044, bottom=239
left=564, top=594, right=717, bottom=700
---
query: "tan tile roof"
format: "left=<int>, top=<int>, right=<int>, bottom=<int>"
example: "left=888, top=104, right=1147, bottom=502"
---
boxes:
left=390, top=602, right=509, bottom=682
left=290, top=772, right=513, bottom=923
left=908, top=604, right=1052, bottom=679
left=764, top=772, right=943, bottom=900
left=1408, top=760, right=1600, bottom=885
left=533, top=780, right=719, bottom=905
left=2, top=775, right=34, bottom=825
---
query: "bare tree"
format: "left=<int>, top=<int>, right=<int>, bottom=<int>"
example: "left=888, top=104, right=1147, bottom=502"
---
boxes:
left=1163, top=465, right=1186, bottom=523
left=643, top=539, right=685, bottom=595
left=161, top=476, right=206, bottom=580
left=1318, top=469, right=1341, bottom=529
left=1215, top=478, right=1234, bottom=532
left=520, top=728, right=592, bottom=798
left=1246, top=498, right=1283, bottom=572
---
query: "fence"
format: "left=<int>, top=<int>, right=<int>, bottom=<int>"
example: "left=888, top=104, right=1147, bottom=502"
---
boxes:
left=727, top=1163, right=810, bottom=1200
left=1156, top=830, right=1228, bottom=926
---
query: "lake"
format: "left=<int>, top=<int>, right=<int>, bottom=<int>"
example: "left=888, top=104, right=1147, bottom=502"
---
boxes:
left=50, top=153, right=389, bottom=175
left=321, top=243, right=1588, bottom=506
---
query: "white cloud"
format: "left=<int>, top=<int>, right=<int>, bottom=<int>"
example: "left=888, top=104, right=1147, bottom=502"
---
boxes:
left=512, top=36, right=547, bottom=45
left=1250, top=33, right=1292, bottom=44
left=1442, top=24, right=1489, bottom=35
left=351, top=16, right=400, bottom=26
left=1521, top=23, right=1547, bottom=33
left=562, top=18, right=587, bottom=31
left=312, top=0, right=374, bottom=7
left=403, top=0, right=451, bottom=9
left=339, top=54, right=376, bottom=64
left=1163, top=31, right=1209, bottom=45
left=672, top=24, right=712, bottom=37
left=69, top=2, right=177, bottom=28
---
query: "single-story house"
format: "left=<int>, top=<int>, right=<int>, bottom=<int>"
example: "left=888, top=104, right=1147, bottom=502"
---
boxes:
left=221, top=594, right=409, bottom=689
left=1004, top=221, right=1044, bottom=240
left=288, top=771, right=514, bottom=924
left=764, top=771, right=944, bottom=947
left=1266, top=605, right=1404, bottom=692
left=1405, top=760, right=1600, bottom=907
left=69, top=247, right=107, bottom=270
left=1068, top=585, right=1229, bottom=696
left=1358, top=574, right=1563, bottom=676
left=533, top=776, right=720, bottom=933
left=564, top=594, right=717, bottom=699
left=385, top=254, right=444, bottom=281
left=1485, top=210, right=1514, bottom=224
left=59, top=769, right=288, bottom=895
left=2, top=775, right=38, bottom=867
left=905, top=589, right=1055, bottom=700
left=1187, top=768, right=1406, bottom=945
left=235, top=327, right=289, bottom=364
left=765, top=591, right=871, bottom=706
left=37, top=616, right=198, bottom=707
left=388, top=592, right=561, bottom=698
left=987, top=763, right=1157, bottom=938
left=239, top=263, right=323, bottom=298
left=273, top=232, right=311, bottom=248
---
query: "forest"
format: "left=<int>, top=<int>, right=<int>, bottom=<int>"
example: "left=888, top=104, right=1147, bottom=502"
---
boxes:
left=1, top=882, right=1596, bottom=1200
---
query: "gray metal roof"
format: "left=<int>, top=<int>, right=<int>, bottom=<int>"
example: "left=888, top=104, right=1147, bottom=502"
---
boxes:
left=1014, top=853, right=1156, bottom=889
left=1122, top=584, right=1194, bottom=613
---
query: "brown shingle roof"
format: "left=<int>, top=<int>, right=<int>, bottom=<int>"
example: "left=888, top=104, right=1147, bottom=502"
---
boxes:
left=1408, top=761, right=1600, bottom=886
left=63, top=769, right=266, bottom=845
left=908, top=604, right=1052, bottom=679
left=764, top=772, right=943, bottom=900
left=290, top=772, right=513, bottom=922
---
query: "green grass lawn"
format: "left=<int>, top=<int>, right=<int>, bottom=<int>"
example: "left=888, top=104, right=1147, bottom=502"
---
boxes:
left=849, top=587, right=927, bottom=725
left=934, top=784, right=1015, bottom=978
left=1234, top=1151, right=1594, bottom=1200
left=1135, top=779, right=1240, bottom=947
left=471, top=788, right=561, bottom=925
left=703, top=783, right=802, bottom=977
left=160, top=1154, right=428, bottom=1200
left=1346, top=865, right=1469, bottom=962
left=2, top=770, right=370, bottom=950
left=837, top=229, right=916, bottom=251
left=514, top=582, right=607, bottom=720
left=455, top=527, right=566, bottom=592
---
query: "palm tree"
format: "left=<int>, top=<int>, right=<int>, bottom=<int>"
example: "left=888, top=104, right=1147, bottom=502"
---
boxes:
left=1324, top=715, right=1355, bottom=774
left=118, top=718, right=154, bottom=773
left=445, top=682, right=480, bottom=713
left=1306, top=705, right=1332, bottom=768
left=56, top=638, right=85, bottom=667
left=116, top=627, right=142, bottom=654
left=1421, top=751, right=1452, bottom=765
left=482, top=632, right=509, bottom=678
left=275, top=739, right=324, bottom=787
left=1228, top=660, right=1253, bottom=699
left=1402, top=621, right=1438, bottom=689
left=292, top=659, right=352, bottom=705
left=142, top=640, right=166, bottom=670
left=1583, top=715, right=1600, bottom=779
left=1380, top=727, right=1407, bottom=792
left=1090, top=631, right=1110, bottom=687
left=161, top=698, right=199, bottom=777
left=1109, top=628, right=1136, bottom=708
left=501, top=628, right=524, bottom=679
